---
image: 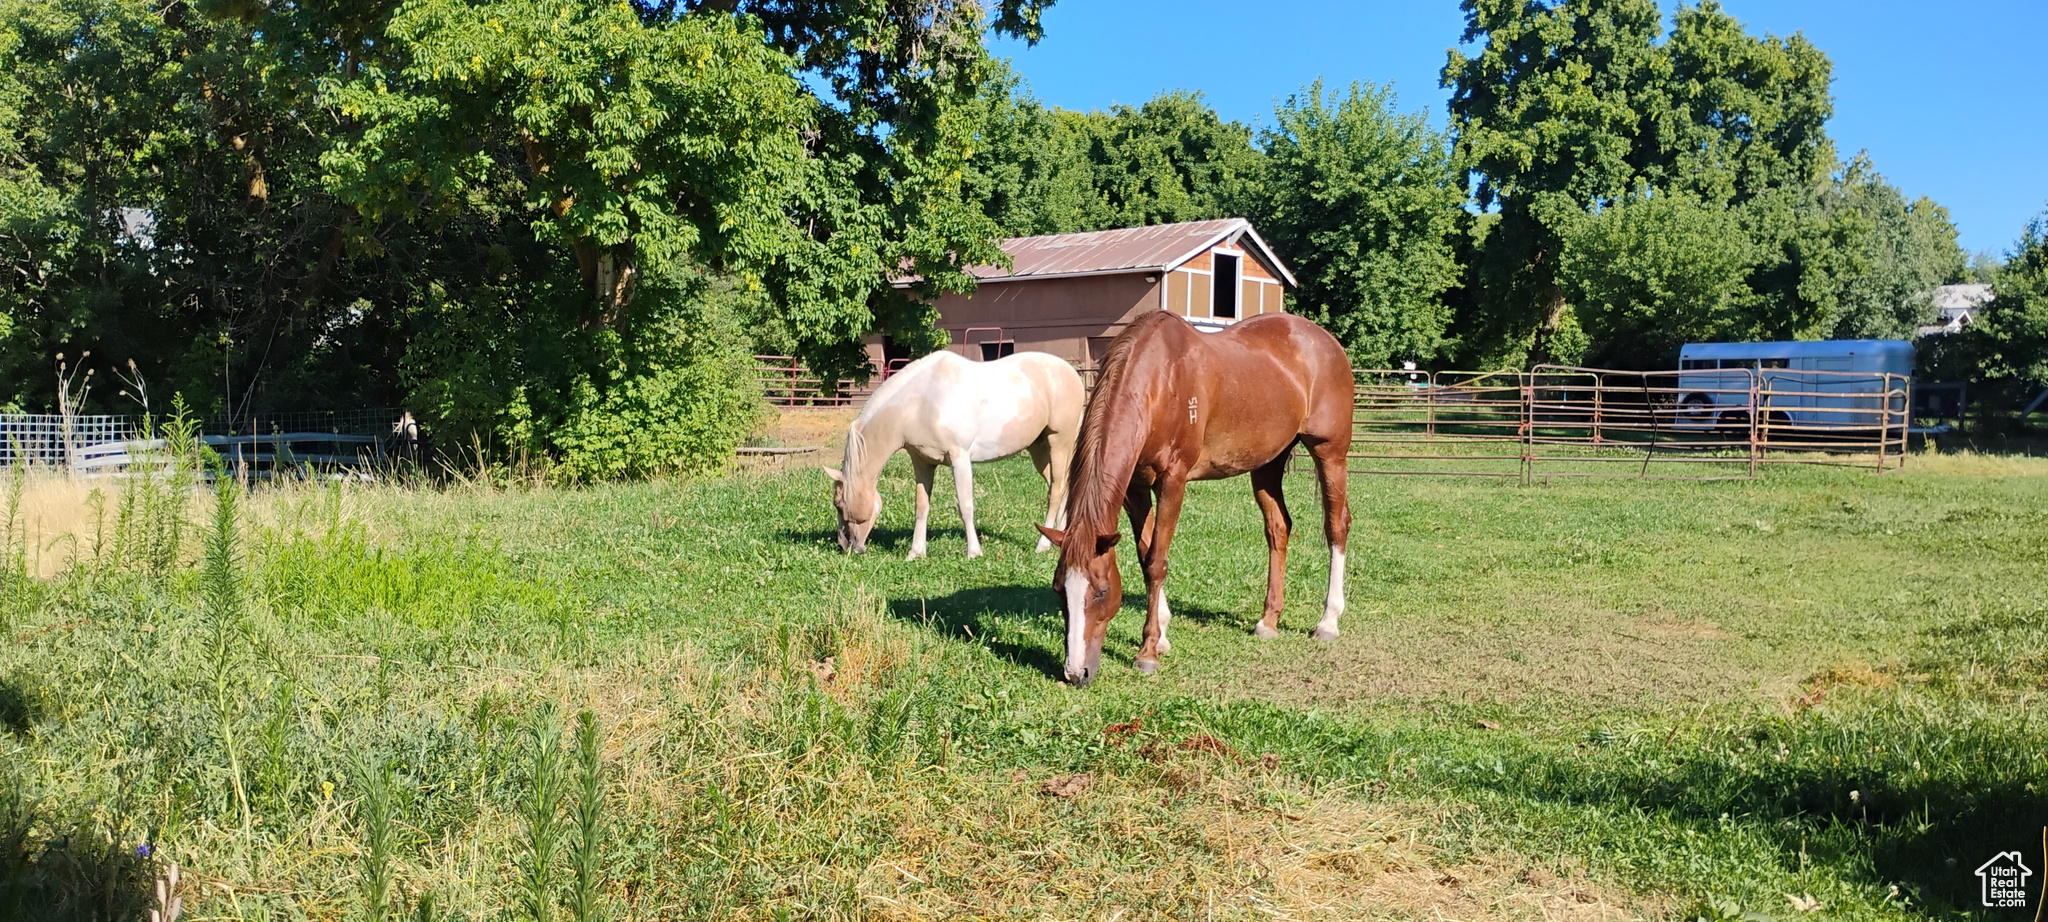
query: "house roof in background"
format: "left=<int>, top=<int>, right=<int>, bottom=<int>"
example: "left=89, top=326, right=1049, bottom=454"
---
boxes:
left=898, top=218, right=1297, bottom=288
left=1934, top=283, right=1993, bottom=320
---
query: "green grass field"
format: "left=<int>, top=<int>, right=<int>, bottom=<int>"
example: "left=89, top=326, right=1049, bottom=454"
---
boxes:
left=2, top=443, right=2044, bottom=920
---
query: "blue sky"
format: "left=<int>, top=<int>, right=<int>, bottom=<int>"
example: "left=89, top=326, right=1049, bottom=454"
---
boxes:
left=990, top=1, right=2046, bottom=257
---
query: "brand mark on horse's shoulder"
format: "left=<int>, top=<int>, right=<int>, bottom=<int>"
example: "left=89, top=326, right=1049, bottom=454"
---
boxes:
left=1188, top=396, right=1198, bottom=423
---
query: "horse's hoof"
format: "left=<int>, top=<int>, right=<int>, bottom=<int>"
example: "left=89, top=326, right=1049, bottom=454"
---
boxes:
left=1253, top=623, right=1281, bottom=640
left=1312, top=627, right=1340, bottom=642
left=965, top=548, right=984, bottom=560
left=1034, top=539, right=1052, bottom=553
left=905, top=549, right=926, bottom=561
left=1135, top=658, right=1160, bottom=675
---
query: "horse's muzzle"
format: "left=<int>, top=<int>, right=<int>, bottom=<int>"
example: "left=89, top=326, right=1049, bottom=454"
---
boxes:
left=1063, top=664, right=1096, bottom=687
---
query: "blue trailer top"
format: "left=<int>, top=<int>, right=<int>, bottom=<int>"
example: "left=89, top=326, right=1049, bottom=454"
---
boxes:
left=1678, top=339, right=1915, bottom=371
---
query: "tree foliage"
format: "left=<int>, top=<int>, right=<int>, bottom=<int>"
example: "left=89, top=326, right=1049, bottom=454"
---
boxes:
left=4, top=0, right=2019, bottom=472
left=1929, top=214, right=2048, bottom=413
left=1249, top=81, right=1464, bottom=368
left=0, top=0, right=1051, bottom=475
left=1439, top=0, right=1930, bottom=368
left=961, top=80, right=1260, bottom=236
left=1560, top=193, right=1756, bottom=367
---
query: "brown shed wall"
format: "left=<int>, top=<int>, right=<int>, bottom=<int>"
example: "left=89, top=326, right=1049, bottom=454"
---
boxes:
left=866, top=231, right=1292, bottom=371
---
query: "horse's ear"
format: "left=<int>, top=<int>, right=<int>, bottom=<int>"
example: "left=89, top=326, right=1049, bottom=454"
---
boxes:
left=1035, top=524, right=1066, bottom=548
left=1095, top=532, right=1121, bottom=555
left=822, top=467, right=844, bottom=483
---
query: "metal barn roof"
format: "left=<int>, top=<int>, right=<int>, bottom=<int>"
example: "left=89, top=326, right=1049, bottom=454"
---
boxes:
left=899, top=218, right=1297, bottom=287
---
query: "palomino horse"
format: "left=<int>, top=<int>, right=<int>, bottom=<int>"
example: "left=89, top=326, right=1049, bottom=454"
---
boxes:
left=825, top=350, right=1085, bottom=559
left=1037, top=311, right=1353, bottom=686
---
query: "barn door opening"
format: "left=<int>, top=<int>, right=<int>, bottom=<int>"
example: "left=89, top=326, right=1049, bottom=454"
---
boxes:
left=1212, top=252, right=1240, bottom=319
left=979, top=340, right=1017, bottom=361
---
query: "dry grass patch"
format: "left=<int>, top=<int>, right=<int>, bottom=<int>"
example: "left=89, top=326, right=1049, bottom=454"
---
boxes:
left=1902, top=448, right=2048, bottom=477
left=860, top=766, right=1660, bottom=921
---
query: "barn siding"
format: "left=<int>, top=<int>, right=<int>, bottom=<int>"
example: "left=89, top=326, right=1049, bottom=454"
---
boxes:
left=872, top=272, right=1164, bottom=367
left=868, top=220, right=1293, bottom=374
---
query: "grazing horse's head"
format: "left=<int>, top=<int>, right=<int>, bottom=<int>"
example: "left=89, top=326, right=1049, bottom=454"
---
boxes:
left=1038, top=525, right=1122, bottom=687
left=822, top=466, right=879, bottom=553
left=823, top=423, right=880, bottom=553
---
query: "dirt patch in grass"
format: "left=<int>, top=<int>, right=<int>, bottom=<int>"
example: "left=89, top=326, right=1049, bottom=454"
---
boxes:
left=747, top=408, right=860, bottom=470
left=1228, top=596, right=1760, bottom=720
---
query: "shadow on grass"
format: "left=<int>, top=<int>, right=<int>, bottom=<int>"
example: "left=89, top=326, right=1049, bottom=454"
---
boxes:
left=1479, top=714, right=2048, bottom=914
left=775, top=525, right=914, bottom=554
left=886, top=584, right=1242, bottom=681
left=0, top=782, right=158, bottom=922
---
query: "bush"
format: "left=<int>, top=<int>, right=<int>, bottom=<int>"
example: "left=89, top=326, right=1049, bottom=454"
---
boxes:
left=551, top=350, right=762, bottom=482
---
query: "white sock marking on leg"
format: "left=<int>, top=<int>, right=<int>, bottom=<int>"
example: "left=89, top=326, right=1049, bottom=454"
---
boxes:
left=1319, top=548, right=1347, bottom=634
left=1151, top=584, right=1172, bottom=653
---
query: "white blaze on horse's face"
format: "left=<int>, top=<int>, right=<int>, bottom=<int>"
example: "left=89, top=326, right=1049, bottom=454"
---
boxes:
left=1062, top=568, right=1090, bottom=683
left=1046, top=529, right=1121, bottom=687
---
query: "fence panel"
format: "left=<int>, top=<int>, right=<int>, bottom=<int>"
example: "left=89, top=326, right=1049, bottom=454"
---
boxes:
left=1352, top=365, right=1908, bottom=483
left=3, top=410, right=404, bottom=474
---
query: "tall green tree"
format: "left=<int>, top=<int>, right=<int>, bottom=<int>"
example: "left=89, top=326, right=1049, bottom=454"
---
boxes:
left=1249, top=80, right=1464, bottom=368
left=1444, top=0, right=1851, bottom=367
left=1442, top=0, right=1666, bottom=366
left=0, top=0, right=1052, bottom=476
left=958, top=64, right=1110, bottom=236
left=960, top=84, right=1259, bottom=237
left=1931, top=214, right=2048, bottom=413
left=1816, top=155, right=1967, bottom=340
left=1080, top=91, right=1261, bottom=228
left=1559, top=193, right=1756, bottom=366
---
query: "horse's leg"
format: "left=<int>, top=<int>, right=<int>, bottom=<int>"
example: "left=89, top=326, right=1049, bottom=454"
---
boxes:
left=1028, top=437, right=1066, bottom=553
left=1251, top=452, right=1294, bottom=639
left=1121, top=484, right=1163, bottom=655
left=1133, top=478, right=1186, bottom=672
left=949, top=455, right=983, bottom=558
left=907, top=459, right=936, bottom=560
left=1306, top=436, right=1353, bottom=641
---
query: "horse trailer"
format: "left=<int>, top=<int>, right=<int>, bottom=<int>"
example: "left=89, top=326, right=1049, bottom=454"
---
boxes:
left=1675, top=340, right=1912, bottom=435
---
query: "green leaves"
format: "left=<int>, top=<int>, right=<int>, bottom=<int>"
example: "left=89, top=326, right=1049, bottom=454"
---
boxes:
left=1560, top=193, right=1756, bottom=365
left=1442, top=0, right=1961, bottom=368
left=1251, top=80, right=1464, bottom=369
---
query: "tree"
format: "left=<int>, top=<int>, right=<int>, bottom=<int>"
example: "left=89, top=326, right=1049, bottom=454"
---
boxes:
left=1559, top=193, right=1756, bottom=366
left=1249, top=80, right=1464, bottom=368
left=1933, top=214, right=2048, bottom=413
left=958, top=64, right=1110, bottom=236
left=1442, top=0, right=1666, bottom=366
left=0, top=0, right=1050, bottom=477
left=1815, top=156, right=1966, bottom=340
left=959, top=83, right=1260, bottom=237
left=1443, top=0, right=1848, bottom=367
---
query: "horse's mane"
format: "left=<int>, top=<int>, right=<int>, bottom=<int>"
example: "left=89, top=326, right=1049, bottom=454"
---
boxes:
left=842, top=419, right=867, bottom=478
left=1064, top=311, right=1172, bottom=541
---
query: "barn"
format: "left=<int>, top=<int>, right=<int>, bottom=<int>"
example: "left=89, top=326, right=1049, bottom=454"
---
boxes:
left=875, top=217, right=1296, bottom=376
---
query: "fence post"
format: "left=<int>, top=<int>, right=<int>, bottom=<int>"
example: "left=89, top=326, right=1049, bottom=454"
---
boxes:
left=1426, top=371, right=1437, bottom=439
left=1521, top=372, right=1534, bottom=486
left=1748, top=370, right=1760, bottom=479
left=1592, top=371, right=1603, bottom=445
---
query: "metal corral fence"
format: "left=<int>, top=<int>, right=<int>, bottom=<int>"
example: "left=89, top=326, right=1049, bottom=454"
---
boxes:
left=2, top=409, right=406, bottom=475
left=1353, top=366, right=1911, bottom=482
left=757, top=355, right=946, bottom=409
left=758, top=354, right=1114, bottom=409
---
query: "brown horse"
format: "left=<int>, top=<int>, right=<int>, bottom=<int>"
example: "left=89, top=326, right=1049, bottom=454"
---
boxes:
left=1037, top=311, right=1354, bottom=686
